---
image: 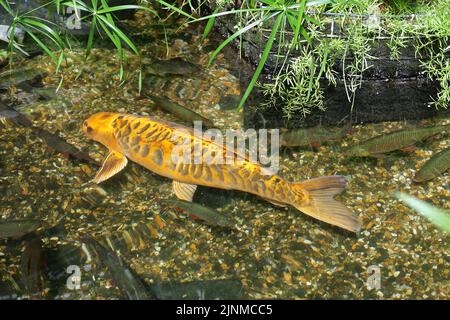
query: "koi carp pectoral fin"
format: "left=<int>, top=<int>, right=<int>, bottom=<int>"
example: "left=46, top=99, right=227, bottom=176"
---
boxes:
left=93, top=150, right=128, bottom=184
left=172, top=181, right=197, bottom=202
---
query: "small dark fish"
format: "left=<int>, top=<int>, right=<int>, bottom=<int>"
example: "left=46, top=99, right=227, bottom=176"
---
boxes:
left=144, top=58, right=199, bottom=76
left=0, top=102, right=97, bottom=165
left=415, top=146, right=450, bottom=182
left=148, top=95, right=214, bottom=127
left=347, top=125, right=450, bottom=157
left=149, top=279, right=244, bottom=300
left=0, top=102, right=33, bottom=127
left=20, top=237, right=46, bottom=299
left=161, top=199, right=234, bottom=228
left=30, top=87, right=58, bottom=100
left=33, top=128, right=99, bottom=166
left=82, top=236, right=152, bottom=300
left=0, top=67, right=46, bottom=88
left=0, top=220, right=41, bottom=239
left=280, top=125, right=350, bottom=148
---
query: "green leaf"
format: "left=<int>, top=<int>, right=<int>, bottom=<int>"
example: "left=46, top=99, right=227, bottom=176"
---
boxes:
left=60, top=0, right=90, bottom=12
left=25, top=29, right=58, bottom=63
left=97, top=15, right=138, bottom=55
left=291, top=0, right=307, bottom=48
left=202, top=8, right=218, bottom=42
left=21, top=17, right=65, bottom=47
left=190, top=7, right=269, bottom=24
left=396, top=192, right=450, bottom=235
left=154, top=0, right=194, bottom=20
left=0, top=0, right=14, bottom=15
left=85, top=15, right=97, bottom=58
left=55, top=51, right=65, bottom=73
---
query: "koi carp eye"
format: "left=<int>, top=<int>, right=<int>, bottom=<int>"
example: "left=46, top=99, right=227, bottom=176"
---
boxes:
left=83, top=121, right=93, bottom=133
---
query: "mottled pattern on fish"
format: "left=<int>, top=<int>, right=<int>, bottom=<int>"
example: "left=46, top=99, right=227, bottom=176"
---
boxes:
left=83, top=112, right=361, bottom=232
left=415, top=146, right=450, bottom=182
left=106, top=113, right=298, bottom=204
left=348, top=125, right=450, bottom=156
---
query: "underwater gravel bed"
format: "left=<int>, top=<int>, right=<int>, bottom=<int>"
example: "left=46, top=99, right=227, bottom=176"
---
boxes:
left=0, top=10, right=449, bottom=299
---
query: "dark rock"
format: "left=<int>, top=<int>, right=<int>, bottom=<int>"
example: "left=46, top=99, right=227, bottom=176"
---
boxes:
left=245, top=77, right=450, bottom=129
left=218, top=94, right=241, bottom=111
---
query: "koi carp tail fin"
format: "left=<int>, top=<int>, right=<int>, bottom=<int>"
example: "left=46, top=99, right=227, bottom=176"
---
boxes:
left=291, top=176, right=361, bottom=233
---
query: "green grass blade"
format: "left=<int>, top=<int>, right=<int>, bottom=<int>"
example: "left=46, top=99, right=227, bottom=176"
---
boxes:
left=96, top=18, right=121, bottom=50
left=202, top=8, right=218, bottom=42
left=86, top=15, right=97, bottom=58
left=288, top=0, right=333, bottom=10
left=24, top=29, right=58, bottom=63
left=56, top=74, right=64, bottom=92
left=21, top=17, right=65, bottom=47
left=55, top=50, right=65, bottom=73
left=304, top=15, right=321, bottom=26
left=396, top=192, right=450, bottom=235
left=97, top=5, right=156, bottom=15
left=238, top=13, right=283, bottom=110
left=190, top=8, right=270, bottom=24
left=97, top=15, right=138, bottom=55
left=291, top=0, right=307, bottom=48
left=0, top=0, right=14, bottom=15
left=154, top=0, right=194, bottom=20
left=208, top=12, right=277, bottom=66
left=300, top=27, right=311, bottom=43
left=61, top=0, right=90, bottom=12
left=55, top=0, right=61, bottom=14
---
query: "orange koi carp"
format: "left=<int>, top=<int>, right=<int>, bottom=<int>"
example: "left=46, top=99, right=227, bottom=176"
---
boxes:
left=83, top=112, right=361, bottom=232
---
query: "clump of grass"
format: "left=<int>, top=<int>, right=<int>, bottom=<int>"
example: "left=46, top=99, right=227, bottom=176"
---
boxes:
left=192, top=0, right=335, bottom=110
left=259, top=37, right=345, bottom=119
left=0, top=0, right=169, bottom=91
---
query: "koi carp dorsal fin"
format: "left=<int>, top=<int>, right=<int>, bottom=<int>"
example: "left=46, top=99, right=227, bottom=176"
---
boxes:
left=172, top=181, right=197, bottom=202
left=93, top=150, right=128, bottom=184
left=292, top=176, right=362, bottom=233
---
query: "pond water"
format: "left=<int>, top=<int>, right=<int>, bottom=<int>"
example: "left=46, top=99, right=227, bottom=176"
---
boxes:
left=0, top=8, right=448, bottom=300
